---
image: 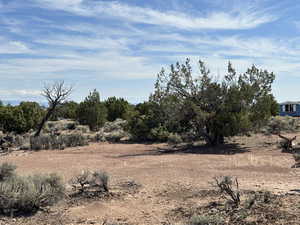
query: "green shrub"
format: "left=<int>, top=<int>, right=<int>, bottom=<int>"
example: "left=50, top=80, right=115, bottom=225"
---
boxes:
left=104, top=97, right=132, bottom=122
left=149, top=126, right=170, bottom=142
left=0, top=102, right=44, bottom=134
left=76, top=89, right=107, bottom=131
left=0, top=162, right=16, bottom=182
left=0, top=173, right=65, bottom=216
left=187, top=215, right=223, bottom=225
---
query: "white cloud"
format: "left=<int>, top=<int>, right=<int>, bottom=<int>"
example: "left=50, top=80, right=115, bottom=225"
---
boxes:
left=0, top=38, right=32, bottom=54
left=34, top=0, right=276, bottom=30
left=35, top=35, right=129, bottom=50
left=0, top=89, right=41, bottom=99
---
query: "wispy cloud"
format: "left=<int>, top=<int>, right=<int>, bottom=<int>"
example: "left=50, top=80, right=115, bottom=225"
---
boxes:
left=0, top=89, right=41, bottom=101
left=0, top=0, right=298, bottom=102
left=33, top=0, right=276, bottom=30
left=0, top=37, right=32, bottom=54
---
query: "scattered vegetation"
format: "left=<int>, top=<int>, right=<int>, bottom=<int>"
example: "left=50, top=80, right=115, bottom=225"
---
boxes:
left=30, top=133, right=88, bottom=150
left=212, top=176, right=240, bottom=207
left=0, top=162, right=16, bottom=181
left=0, top=163, right=65, bottom=216
left=187, top=215, right=223, bottom=225
left=263, top=116, right=300, bottom=134
left=70, top=169, right=109, bottom=193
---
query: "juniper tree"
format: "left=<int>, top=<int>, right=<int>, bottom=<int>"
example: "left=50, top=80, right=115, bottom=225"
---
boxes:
left=151, top=59, right=276, bottom=146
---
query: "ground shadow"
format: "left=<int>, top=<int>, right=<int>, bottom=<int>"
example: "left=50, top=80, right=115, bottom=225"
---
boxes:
left=289, top=189, right=300, bottom=194
left=115, top=143, right=250, bottom=158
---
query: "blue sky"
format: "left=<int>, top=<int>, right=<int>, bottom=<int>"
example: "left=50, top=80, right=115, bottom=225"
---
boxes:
left=0, top=0, right=300, bottom=103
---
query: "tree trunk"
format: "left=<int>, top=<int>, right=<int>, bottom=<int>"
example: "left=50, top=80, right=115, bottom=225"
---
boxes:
left=199, top=130, right=224, bottom=146
left=210, top=133, right=224, bottom=146
left=34, top=106, right=56, bottom=137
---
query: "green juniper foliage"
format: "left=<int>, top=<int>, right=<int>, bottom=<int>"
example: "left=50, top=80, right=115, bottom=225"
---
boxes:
left=77, top=89, right=107, bottom=131
left=151, top=59, right=276, bottom=146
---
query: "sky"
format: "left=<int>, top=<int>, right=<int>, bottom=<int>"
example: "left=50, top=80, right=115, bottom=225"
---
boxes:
left=0, top=0, right=300, bottom=104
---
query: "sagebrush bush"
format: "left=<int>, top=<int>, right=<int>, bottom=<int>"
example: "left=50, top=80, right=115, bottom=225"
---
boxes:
left=263, top=116, right=300, bottom=134
left=62, top=133, right=88, bottom=147
left=0, top=162, right=16, bottom=181
left=187, top=215, right=223, bottom=225
left=30, top=135, right=51, bottom=150
left=69, top=170, right=91, bottom=192
left=70, top=169, right=109, bottom=193
left=0, top=173, right=65, bottom=216
left=30, top=133, right=88, bottom=150
left=105, top=131, right=125, bottom=143
left=91, top=171, right=109, bottom=192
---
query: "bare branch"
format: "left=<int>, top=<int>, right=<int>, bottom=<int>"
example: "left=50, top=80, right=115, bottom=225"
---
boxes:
left=35, top=81, right=73, bottom=136
left=42, top=81, right=73, bottom=106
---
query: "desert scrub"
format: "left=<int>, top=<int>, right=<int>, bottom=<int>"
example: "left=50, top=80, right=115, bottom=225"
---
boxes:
left=213, top=176, right=240, bottom=207
left=263, top=116, right=300, bottom=134
left=30, top=133, right=88, bottom=150
left=70, top=169, right=109, bottom=193
left=0, top=162, right=16, bottom=181
left=0, top=173, right=65, bottom=216
left=69, top=170, right=91, bottom=193
left=187, top=215, right=224, bottom=225
left=91, top=170, right=109, bottom=192
left=61, top=133, right=88, bottom=147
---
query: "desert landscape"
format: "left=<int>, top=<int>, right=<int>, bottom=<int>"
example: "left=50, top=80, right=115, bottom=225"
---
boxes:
left=0, top=132, right=299, bottom=225
left=1, top=1, right=300, bottom=223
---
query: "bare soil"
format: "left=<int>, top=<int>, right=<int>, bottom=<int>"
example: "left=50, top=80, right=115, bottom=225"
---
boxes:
left=0, top=133, right=300, bottom=225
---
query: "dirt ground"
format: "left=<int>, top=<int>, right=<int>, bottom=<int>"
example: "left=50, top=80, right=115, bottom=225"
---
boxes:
left=0, top=133, right=300, bottom=225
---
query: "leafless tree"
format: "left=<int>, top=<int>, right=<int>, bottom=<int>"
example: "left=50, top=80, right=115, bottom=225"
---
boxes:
left=34, top=81, right=73, bottom=137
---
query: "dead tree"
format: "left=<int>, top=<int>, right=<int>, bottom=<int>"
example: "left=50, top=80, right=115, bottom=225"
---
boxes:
left=34, top=81, right=72, bottom=137
left=278, top=133, right=297, bottom=153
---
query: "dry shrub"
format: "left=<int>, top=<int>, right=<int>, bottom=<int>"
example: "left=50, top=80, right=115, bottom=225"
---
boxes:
left=69, top=170, right=91, bottom=193
left=95, top=119, right=128, bottom=143
left=102, top=119, right=127, bottom=133
left=0, top=173, right=65, bottom=216
left=213, top=176, right=240, bottom=207
left=70, top=169, right=109, bottom=193
left=45, top=120, right=79, bottom=132
left=30, top=133, right=88, bottom=150
left=0, top=162, right=16, bottom=182
left=187, top=215, right=223, bottom=225
left=91, top=171, right=109, bottom=192
left=263, top=116, right=300, bottom=134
